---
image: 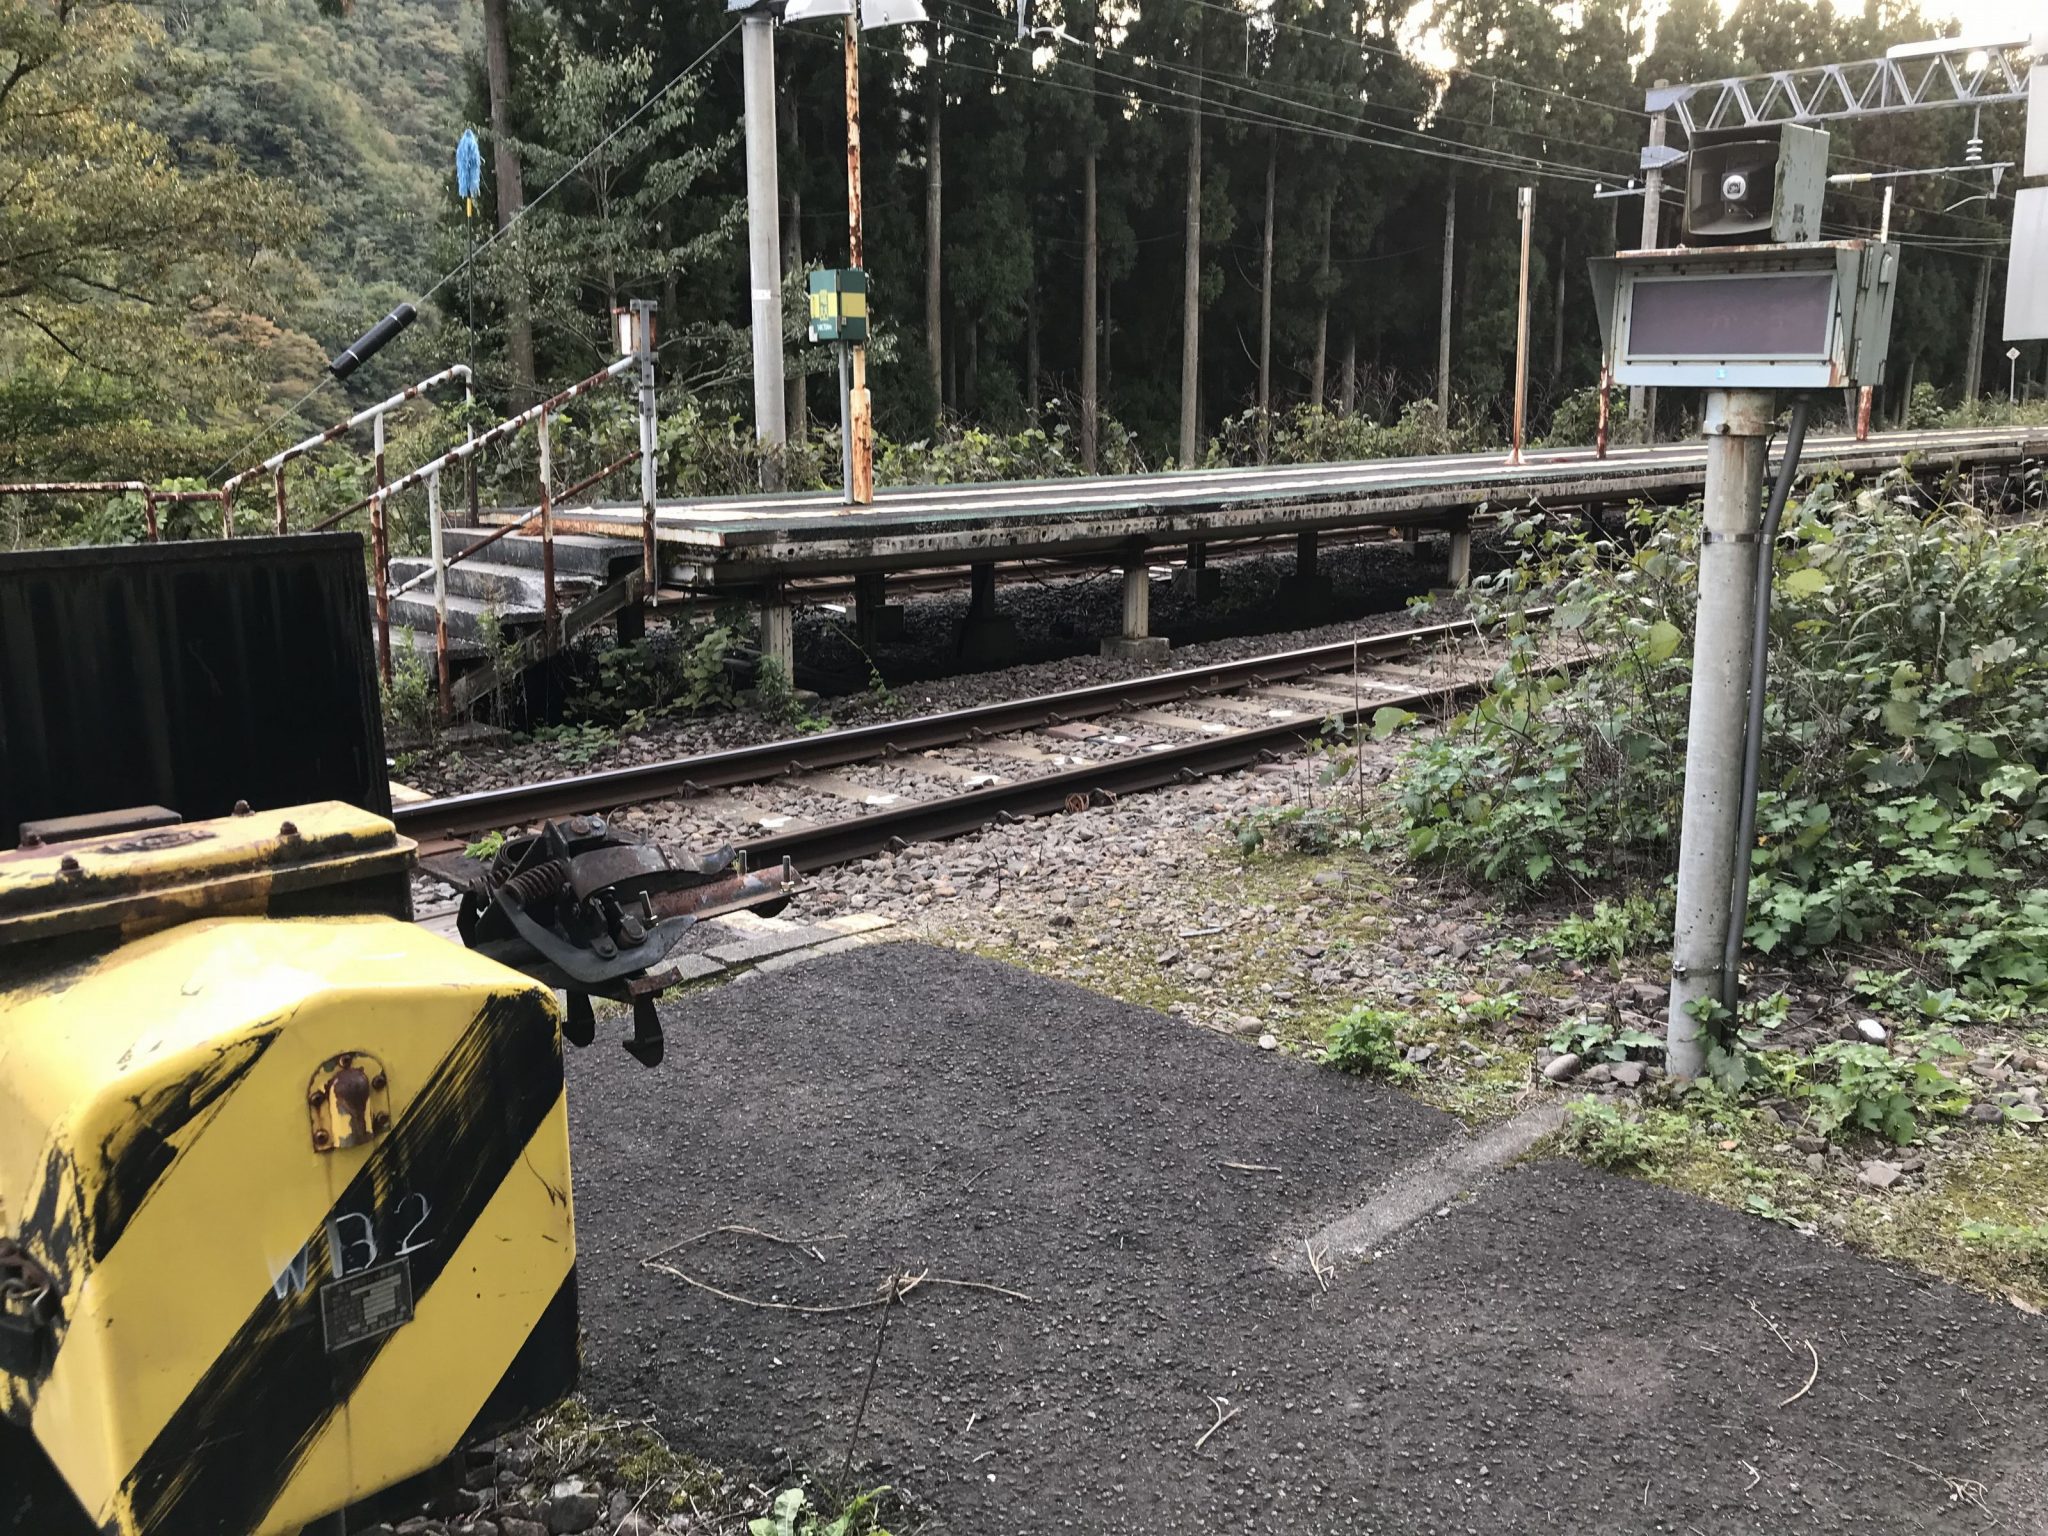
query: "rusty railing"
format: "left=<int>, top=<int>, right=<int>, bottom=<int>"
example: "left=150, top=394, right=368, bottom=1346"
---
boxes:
left=375, top=353, right=642, bottom=717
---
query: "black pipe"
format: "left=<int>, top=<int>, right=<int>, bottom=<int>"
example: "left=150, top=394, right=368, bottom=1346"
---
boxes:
left=327, top=304, right=418, bottom=379
left=1722, top=395, right=1811, bottom=1012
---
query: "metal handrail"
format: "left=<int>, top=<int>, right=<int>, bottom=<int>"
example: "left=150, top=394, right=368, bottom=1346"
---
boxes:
left=386, top=451, right=639, bottom=603
left=0, top=481, right=160, bottom=541
left=215, top=365, right=476, bottom=682
left=377, top=354, right=642, bottom=715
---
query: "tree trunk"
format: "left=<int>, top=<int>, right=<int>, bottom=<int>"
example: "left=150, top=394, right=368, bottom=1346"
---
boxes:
left=1101, top=263, right=1112, bottom=390
left=1437, top=179, right=1455, bottom=425
left=1026, top=286, right=1040, bottom=416
left=1309, top=192, right=1331, bottom=408
left=1178, top=27, right=1203, bottom=465
left=1965, top=255, right=1990, bottom=401
left=924, top=22, right=943, bottom=420
left=1257, top=132, right=1275, bottom=460
left=1550, top=232, right=1567, bottom=380
left=481, top=0, right=535, bottom=404
left=1080, top=150, right=1099, bottom=469
left=964, top=321, right=979, bottom=415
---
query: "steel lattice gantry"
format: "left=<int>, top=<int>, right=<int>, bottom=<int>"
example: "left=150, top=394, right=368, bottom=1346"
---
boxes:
left=1648, top=44, right=2035, bottom=136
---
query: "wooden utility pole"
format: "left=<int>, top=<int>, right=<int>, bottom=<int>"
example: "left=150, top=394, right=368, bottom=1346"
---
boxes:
left=925, top=21, right=944, bottom=418
left=844, top=14, right=874, bottom=503
left=1178, top=27, right=1203, bottom=466
left=481, top=0, right=536, bottom=403
left=1437, top=178, right=1455, bottom=426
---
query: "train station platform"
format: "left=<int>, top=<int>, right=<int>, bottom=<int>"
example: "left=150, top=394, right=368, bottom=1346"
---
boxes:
left=545, top=424, right=2048, bottom=667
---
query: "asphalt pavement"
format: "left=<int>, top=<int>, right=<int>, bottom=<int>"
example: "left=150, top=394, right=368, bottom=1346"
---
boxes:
left=568, top=942, right=2048, bottom=1534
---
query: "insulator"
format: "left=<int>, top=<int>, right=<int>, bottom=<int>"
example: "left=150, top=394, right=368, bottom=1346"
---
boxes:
left=327, top=303, right=418, bottom=379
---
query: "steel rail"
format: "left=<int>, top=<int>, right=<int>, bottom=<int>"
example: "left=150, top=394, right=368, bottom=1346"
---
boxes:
left=394, top=608, right=1540, bottom=845
left=731, top=664, right=1487, bottom=873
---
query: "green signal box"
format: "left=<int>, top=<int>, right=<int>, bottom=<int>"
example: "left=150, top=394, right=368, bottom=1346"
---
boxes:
left=807, top=267, right=869, bottom=344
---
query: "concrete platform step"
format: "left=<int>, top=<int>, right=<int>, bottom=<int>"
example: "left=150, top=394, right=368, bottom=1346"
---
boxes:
left=388, top=556, right=597, bottom=607
left=388, top=589, right=546, bottom=644
left=448, top=526, right=639, bottom=578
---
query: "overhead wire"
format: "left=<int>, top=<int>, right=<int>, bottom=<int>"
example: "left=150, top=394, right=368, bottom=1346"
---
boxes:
left=990, top=2, right=1644, bottom=170
left=936, top=14, right=1618, bottom=185
left=205, top=22, right=741, bottom=483
left=1178, top=0, right=1652, bottom=121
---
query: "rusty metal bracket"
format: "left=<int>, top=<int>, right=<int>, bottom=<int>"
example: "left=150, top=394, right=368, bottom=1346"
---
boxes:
left=308, top=1053, right=391, bottom=1153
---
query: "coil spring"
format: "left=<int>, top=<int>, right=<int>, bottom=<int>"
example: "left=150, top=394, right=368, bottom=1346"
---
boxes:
left=498, top=858, right=570, bottom=908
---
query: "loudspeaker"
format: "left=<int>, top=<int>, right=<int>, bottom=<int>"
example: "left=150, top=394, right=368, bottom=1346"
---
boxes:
left=1684, top=122, right=1829, bottom=245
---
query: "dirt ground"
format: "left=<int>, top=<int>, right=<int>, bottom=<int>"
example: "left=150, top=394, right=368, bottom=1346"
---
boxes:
left=567, top=943, right=2048, bottom=1534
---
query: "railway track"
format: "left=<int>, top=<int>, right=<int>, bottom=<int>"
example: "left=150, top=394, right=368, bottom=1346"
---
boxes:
left=397, top=610, right=1541, bottom=875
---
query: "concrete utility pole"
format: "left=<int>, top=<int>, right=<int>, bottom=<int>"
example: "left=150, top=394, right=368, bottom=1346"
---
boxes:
left=1855, top=184, right=1893, bottom=440
left=741, top=10, right=788, bottom=475
left=1628, top=89, right=1668, bottom=439
left=1667, top=389, right=1775, bottom=1079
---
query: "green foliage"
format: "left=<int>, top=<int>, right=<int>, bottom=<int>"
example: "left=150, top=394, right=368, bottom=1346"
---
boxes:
left=524, top=721, right=618, bottom=768
left=748, top=1486, right=893, bottom=1536
left=1207, top=401, right=1486, bottom=468
left=1958, top=1219, right=2048, bottom=1263
left=381, top=630, right=437, bottom=743
left=1231, top=805, right=1353, bottom=858
left=1324, top=1006, right=1414, bottom=1078
left=751, top=659, right=830, bottom=734
left=1441, top=990, right=1521, bottom=1027
left=463, top=831, right=506, bottom=864
left=1543, top=892, right=1669, bottom=968
left=568, top=624, right=737, bottom=727
left=1801, top=1036, right=1969, bottom=1146
left=1547, top=1014, right=1661, bottom=1064
left=0, top=2, right=311, bottom=486
left=1559, top=1100, right=1676, bottom=1170
left=1391, top=487, right=2048, bottom=1010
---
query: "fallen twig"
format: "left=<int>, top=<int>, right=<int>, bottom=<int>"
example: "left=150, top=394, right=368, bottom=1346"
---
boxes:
left=1221, top=1161, right=1283, bottom=1173
left=1746, top=1299, right=1797, bottom=1356
left=1741, top=1461, right=1761, bottom=1492
left=643, top=1223, right=848, bottom=1267
left=837, top=1272, right=904, bottom=1496
left=1778, top=1340, right=1820, bottom=1408
left=642, top=1259, right=1033, bottom=1312
left=1872, top=1449, right=1992, bottom=1513
left=1194, top=1396, right=1241, bottom=1453
left=1303, top=1238, right=1332, bottom=1292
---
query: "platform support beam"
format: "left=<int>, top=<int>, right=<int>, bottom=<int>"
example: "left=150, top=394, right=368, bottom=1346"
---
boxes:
left=759, top=582, right=794, bottom=682
left=854, top=571, right=903, bottom=648
left=1102, top=555, right=1169, bottom=660
left=1174, top=539, right=1219, bottom=603
left=1294, top=527, right=1317, bottom=584
left=1447, top=516, right=1473, bottom=588
left=957, top=560, right=1021, bottom=665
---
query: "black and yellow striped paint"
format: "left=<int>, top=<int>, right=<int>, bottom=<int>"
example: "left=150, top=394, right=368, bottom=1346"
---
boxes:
left=0, top=807, right=578, bottom=1536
